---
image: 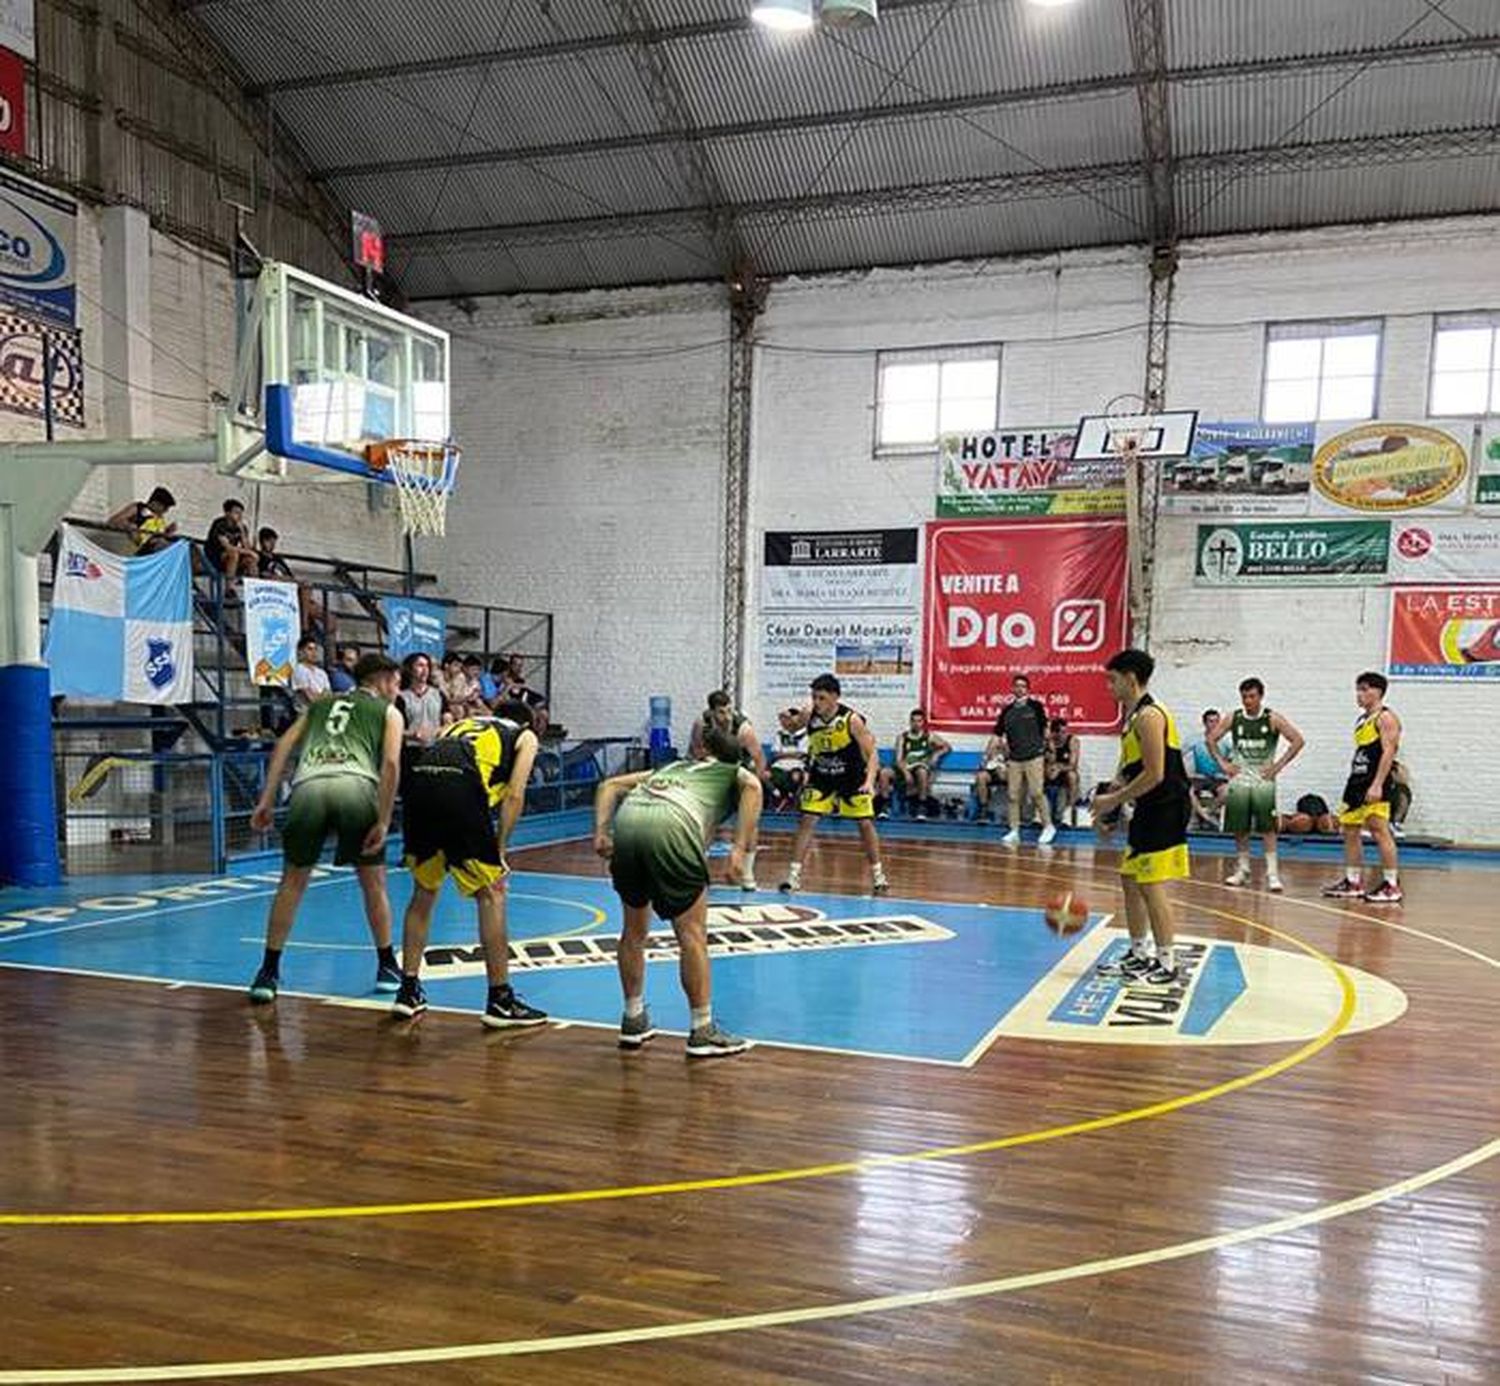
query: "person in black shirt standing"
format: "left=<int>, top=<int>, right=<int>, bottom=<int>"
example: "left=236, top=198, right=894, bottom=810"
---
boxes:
left=999, top=674, right=1055, bottom=847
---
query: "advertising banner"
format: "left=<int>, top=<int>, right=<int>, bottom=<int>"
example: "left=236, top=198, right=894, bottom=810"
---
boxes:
left=383, top=595, right=447, bottom=660
left=1387, top=586, right=1500, bottom=681
left=760, top=613, right=918, bottom=700
left=761, top=529, right=919, bottom=611
left=1387, top=518, right=1500, bottom=584
left=936, top=425, right=1125, bottom=516
left=1194, top=520, right=1390, bottom=585
left=1160, top=421, right=1315, bottom=516
left=0, top=169, right=76, bottom=327
left=1478, top=424, right=1500, bottom=507
left=1310, top=420, right=1473, bottom=516
left=922, top=519, right=1129, bottom=733
left=0, top=45, right=25, bottom=158
left=244, top=579, right=299, bottom=687
left=0, top=310, right=82, bottom=426
left=0, top=1, right=35, bottom=61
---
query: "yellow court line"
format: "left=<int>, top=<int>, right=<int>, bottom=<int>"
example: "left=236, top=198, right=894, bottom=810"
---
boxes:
left=0, top=903, right=1355, bottom=1227
left=2, top=1136, right=1494, bottom=1383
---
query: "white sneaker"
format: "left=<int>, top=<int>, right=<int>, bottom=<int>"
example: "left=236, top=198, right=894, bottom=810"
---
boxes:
left=1001, top=828, right=1020, bottom=847
left=1267, top=874, right=1284, bottom=893
left=1224, top=867, right=1250, bottom=888
left=1037, top=824, right=1057, bottom=846
left=740, top=874, right=758, bottom=892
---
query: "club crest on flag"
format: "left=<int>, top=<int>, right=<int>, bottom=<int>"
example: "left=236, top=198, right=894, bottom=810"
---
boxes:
left=63, top=549, right=102, bottom=580
left=144, top=636, right=176, bottom=690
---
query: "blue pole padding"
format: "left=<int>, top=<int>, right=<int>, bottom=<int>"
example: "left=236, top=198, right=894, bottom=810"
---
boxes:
left=0, top=664, right=62, bottom=886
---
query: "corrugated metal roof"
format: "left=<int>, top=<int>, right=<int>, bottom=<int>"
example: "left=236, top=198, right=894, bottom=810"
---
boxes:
left=178, top=0, right=1500, bottom=297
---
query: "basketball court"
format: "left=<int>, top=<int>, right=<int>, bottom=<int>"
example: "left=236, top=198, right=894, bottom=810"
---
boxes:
left=4, top=0, right=1500, bottom=1381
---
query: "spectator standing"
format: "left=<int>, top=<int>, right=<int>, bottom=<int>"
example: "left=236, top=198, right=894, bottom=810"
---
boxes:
left=1000, top=674, right=1055, bottom=847
left=329, top=644, right=360, bottom=694
left=291, top=635, right=331, bottom=710
left=205, top=499, right=260, bottom=582
left=106, top=486, right=178, bottom=554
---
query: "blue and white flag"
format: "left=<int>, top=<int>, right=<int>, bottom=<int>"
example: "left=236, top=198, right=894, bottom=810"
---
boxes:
left=244, top=577, right=298, bottom=686
left=384, top=595, right=447, bottom=660
left=46, top=523, right=194, bottom=703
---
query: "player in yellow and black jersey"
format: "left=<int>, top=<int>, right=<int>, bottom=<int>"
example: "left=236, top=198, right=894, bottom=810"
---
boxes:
left=778, top=673, right=888, bottom=895
left=1322, top=670, right=1404, bottom=905
left=392, top=699, right=547, bottom=1029
left=1091, top=649, right=1192, bottom=988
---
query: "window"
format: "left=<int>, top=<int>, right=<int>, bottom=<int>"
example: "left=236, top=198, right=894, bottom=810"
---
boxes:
left=1262, top=320, right=1381, bottom=423
left=876, top=347, right=1000, bottom=449
left=1430, top=314, right=1500, bottom=416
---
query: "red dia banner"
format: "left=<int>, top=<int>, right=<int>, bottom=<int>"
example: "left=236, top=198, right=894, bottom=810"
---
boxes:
left=0, top=48, right=24, bottom=158
left=922, top=519, right=1129, bottom=733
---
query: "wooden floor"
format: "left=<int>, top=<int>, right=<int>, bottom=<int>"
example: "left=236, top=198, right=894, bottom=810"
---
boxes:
left=2, top=834, right=1498, bottom=1384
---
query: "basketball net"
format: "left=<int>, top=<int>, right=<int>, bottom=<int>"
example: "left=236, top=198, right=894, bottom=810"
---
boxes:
left=372, top=440, right=461, bottom=537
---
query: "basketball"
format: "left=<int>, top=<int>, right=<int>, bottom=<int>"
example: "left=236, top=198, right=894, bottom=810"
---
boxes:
left=1044, top=891, right=1089, bottom=935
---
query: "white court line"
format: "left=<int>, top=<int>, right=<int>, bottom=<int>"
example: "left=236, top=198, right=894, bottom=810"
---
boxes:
left=1, top=1137, right=1493, bottom=1383
left=957, top=913, right=1115, bottom=1068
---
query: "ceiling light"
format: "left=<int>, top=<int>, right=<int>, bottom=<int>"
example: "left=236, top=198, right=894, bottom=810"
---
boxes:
left=751, top=0, right=815, bottom=31
left=1027, top=0, right=1078, bottom=8
left=821, top=0, right=879, bottom=27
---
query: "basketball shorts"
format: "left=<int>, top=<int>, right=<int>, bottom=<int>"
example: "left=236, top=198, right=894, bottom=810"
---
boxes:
left=609, top=799, right=708, bottom=921
left=800, top=780, right=874, bottom=819
left=282, top=776, right=382, bottom=868
left=402, top=765, right=506, bottom=896
left=1224, top=776, right=1277, bottom=835
left=1338, top=774, right=1390, bottom=827
left=1120, top=794, right=1191, bottom=884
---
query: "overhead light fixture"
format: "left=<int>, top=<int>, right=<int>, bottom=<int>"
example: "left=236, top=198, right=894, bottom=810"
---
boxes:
left=751, top=0, right=815, bottom=31
left=821, top=0, right=878, bottom=27
left=1026, top=0, right=1078, bottom=7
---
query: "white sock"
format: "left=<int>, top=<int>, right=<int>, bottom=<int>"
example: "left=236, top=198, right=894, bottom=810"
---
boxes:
left=1130, top=937, right=1154, bottom=960
left=1237, top=851, right=1250, bottom=871
left=1384, top=870, right=1399, bottom=886
left=624, top=994, right=645, bottom=1019
left=872, top=861, right=887, bottom=883
left=690, top=1005, right=712, bottom=1029
left=1156, top=945, right=1175, bottom=972
left=1266, top=852, right=1279, bottom=876
left=743, top=851, right=757, bottom=875
left=1346, top=868, right=1363, bottom=884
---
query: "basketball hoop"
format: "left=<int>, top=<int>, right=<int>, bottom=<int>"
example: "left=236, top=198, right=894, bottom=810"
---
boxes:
left=365, top=439, right=461, bottom=537
left=1104, top=392, right=1151, bottom=466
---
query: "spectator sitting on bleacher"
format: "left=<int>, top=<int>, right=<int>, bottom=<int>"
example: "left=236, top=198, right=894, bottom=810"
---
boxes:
left=329, top=644, right=360, bottom=694
left=1044, top=717, right=1082, bottom=828
left=768, top=709, right=808, bottom=812
left=398, top=652, right=447, bottom=746
left=502, top=654, right=550, bottom=736
left=106, top=486, right=178, bottom=554
left=255, top=527, right=334, bottom=641
left=1186, top=708, right=1231, bottom=830
left=205, top=499, right=260, bottom=582
left=291, top=635, right=331, bottom=710
left=971, top=719, right=1008, bottom=824
left=438, top=652, right=487, bottom=719
left=465, top=655, right=495, bottom=708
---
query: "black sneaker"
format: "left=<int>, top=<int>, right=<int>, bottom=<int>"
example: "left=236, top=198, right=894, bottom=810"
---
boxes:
left=374, top=959, right=402, bottom=994
left=872, top=877, right=890, bottom=896
left=391, top=978, right=428, bottom=1019
left=248, top=967, right=278, bottom=1005
left=1142, top=961, right=1182, bottom=987
left=1362, top=880, right=1404, bottom=905
left=482, top=986, right=548, bottom=1029
left=1095, top=951, right=1152, bottom=981
left=1321, top=877, right=1364, bottom=899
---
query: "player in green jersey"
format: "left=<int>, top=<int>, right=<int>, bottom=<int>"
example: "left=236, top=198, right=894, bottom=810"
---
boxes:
left=1209, top=677, right=1305, bottom=893
left=592, top=726, right=763, bottom=1059
left=247, top=653, right=405, bottom=1004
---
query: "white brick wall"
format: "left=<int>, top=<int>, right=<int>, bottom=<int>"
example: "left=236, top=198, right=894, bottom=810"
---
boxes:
left=420, top=287, right=731, bottom=741
left=435, top=217, right=1500, bottom=841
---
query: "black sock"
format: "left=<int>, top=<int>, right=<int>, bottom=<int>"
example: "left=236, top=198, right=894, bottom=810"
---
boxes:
left=261, top=947, right=282, bottom=975
left=376, top=944, right=396, bottom=968
left=488, top=982, right=512, bottom=1002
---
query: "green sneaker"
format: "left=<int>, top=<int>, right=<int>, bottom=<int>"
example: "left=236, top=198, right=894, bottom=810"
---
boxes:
left=618, top=1007, right=657, bottom=1049
left=685, top=1022, right=752, bottom=1059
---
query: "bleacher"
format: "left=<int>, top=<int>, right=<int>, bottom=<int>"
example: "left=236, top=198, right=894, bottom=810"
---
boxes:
left=40, top=518, right=594, bottom=875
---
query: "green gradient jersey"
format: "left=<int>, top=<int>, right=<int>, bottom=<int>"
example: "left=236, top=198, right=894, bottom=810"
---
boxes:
left=899, top=731, right=933, bottom=766
left=628, top=758, right=741, bottom=847
left=1229, top=709, right=1280, bottom=779
left=292, top=691, right=389, bottom=786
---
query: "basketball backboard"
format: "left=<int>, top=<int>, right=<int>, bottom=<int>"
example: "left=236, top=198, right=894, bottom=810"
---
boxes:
left=1073, top=409, right=1198, bottom=462
left=222, top=261, right=451, bottom=484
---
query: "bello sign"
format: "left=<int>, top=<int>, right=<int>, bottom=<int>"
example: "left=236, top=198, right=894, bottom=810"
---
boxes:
left=937, top=426, right=1125, bottom=516
left=922, top=519, right=1129, bottom=733
left=1194, top=521, right=1390, bottom=585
